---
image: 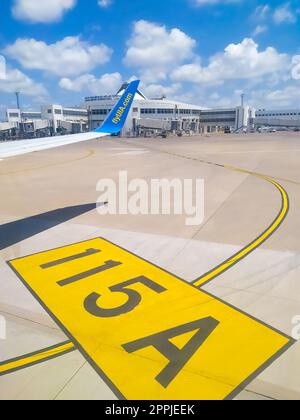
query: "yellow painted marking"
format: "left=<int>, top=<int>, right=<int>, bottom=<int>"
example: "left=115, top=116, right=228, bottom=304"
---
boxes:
left=193, top=166, right=289, bottom=287
left=2, top=163, right=292, bottom=397
left=9, top=238, right=291, bottom=400
left=0, top=342, right=74, bottom=376
left=0, top=149, right=95, bottom=177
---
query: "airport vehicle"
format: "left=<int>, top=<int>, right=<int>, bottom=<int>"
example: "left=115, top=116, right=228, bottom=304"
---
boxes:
left=258, top=127, right=269, bottom=133
left=0, top=80, right=140, bottom=159
left=157, top=130, right=170, bottom=139
left=258, top=127, right=277, bottom=133
left=224, top=127, right=232, bottom=134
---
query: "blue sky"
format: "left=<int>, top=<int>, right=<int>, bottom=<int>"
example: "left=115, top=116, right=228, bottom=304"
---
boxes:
left=0, top=0, right=300, bottom=118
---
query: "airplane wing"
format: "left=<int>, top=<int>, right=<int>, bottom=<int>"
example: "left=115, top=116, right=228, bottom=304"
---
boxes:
left=0, top=80, right=140, bottom=159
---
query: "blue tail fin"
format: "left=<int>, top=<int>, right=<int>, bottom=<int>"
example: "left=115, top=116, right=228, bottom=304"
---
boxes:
left=95, top=80, right=140, bottom=134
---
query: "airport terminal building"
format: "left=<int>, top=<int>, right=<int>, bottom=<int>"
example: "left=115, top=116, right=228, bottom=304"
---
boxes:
left=85, top=84, right=253, bottom=136
left=255, top=109, right=300, bottom=129
left=2, top=83, right=254, bottom=140
left=85, top=84, right=203, bottom=136
left=2, top=106, right=88, bottom=140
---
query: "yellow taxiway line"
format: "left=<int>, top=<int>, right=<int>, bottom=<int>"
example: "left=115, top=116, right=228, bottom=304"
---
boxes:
left=0, top=341, right=74, bottom=377
left=0, top=149, right=95, bottom=177
left=0, top=163, right=291, bottom=398
left=193, top=165, right=289, bottom=287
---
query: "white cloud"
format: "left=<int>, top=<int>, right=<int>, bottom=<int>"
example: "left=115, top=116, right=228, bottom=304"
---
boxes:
left=60, top=71, right=181, bottom=100
left=98, top=0, right=112, bottom=7
left=252, top=25, right=268, bottom=37
left=171, top=38, right=289, bottom=85
left=193, top=0, right=243, bottom=6
left=0, top=55, right=6, bottom=80
left=249, top=85, right=300, bottom=108
left=5, top=36, right=113, bottom=77
left=291, top=55, right=300, bottom=80
left=124, top=20, right=196, bottom=82
left=273, top=3, right=297, bottom=24
left=254, top=4, right=271, bottom=20
left=0, top=67, right=47, bottom=96
left=12, top=0, right=76, bottom=23
left=141, top=83, right=181, bottom=98
left=205, top=91, right=241, bottom=108
left=59, top=72, right=123, bottom=94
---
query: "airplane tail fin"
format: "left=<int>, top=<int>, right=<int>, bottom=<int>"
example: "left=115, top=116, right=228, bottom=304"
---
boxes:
left=95, top=80, right=140, bottom=135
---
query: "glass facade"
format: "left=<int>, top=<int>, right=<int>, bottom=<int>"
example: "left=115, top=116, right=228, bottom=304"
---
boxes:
left=91, top=109, right=112, bottom=115
left=63, top=110, right=88, bottom=117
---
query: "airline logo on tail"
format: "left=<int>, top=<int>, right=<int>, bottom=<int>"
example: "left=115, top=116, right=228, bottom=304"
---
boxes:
left=112, top=93, right=134, bottom=124
left=95, top=80, right=140, bottom=135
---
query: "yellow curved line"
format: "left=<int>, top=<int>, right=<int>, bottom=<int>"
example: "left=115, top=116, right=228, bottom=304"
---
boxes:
left=0, top=149, right=95, bottom=177
left=0, top=342, right=75, bottom=376
left=0, top=164, right=290, bottom=375
left=193, top=165, right=289, bottom=287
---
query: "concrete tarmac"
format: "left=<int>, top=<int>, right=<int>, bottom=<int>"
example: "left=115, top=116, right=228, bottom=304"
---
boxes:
left=0, top=132, right=299, bottom=400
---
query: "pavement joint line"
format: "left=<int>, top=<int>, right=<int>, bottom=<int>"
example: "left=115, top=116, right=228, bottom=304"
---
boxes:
left=0, top=308, right=63, bottom=332
left=53, top=360, right=87, bottom=400
left=242, top=389, right=276, bottom=401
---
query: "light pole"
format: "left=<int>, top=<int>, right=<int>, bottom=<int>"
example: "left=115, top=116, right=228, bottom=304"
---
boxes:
left=15, top=91, right=21, bottom=110
left=241, top=93, right=245, bottom=108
